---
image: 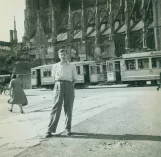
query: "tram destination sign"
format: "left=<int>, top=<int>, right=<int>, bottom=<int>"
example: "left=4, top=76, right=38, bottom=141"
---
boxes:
left=122, top=51, right=161, bottom=58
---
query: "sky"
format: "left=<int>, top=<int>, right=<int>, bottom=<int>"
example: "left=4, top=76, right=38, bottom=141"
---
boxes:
left=0, top=0, right=25, bottom=42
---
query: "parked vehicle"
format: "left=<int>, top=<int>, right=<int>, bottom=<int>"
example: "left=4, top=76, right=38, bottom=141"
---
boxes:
left=31, top=61, right=104, bottom=89
left=106, top=51, right=161, bottom=86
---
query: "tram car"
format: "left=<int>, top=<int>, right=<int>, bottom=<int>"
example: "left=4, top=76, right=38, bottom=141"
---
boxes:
left=31, top=61, right=104, bottom=89
left=106, top=51, right=161, bottom=85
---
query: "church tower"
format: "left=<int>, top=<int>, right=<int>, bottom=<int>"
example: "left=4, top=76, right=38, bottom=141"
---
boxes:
left=13, top=16, right=18, bottom=43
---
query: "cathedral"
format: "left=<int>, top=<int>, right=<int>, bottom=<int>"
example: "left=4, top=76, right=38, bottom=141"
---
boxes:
left=23, top=0, right=161, bottom=64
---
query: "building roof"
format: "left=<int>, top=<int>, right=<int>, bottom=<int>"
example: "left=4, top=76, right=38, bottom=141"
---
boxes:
left=0, top=41, right=12, bottom=47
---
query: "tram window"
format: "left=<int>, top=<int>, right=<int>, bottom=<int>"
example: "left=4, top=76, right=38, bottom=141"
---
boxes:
left=152, top=58, right=161, bottom=68
left=76, top=66, right=80, bottom=74
left=125, top=60, right=136, bottom=70
left=91, top=66, right=97, bottom=74
left=48, top=70, right=51, bottom=76
left=31, top=71, right=36, bottom=78
left=107, top=63, right=114, bottom=71
left=138, top=58, right=149, bottom=69
left=43, top=69, right=51, bottom=77
left=97, top=67, right=100, bottom=74
left=43, top=70, right=47, bottom=77
left=32, top=71, right=35, bottom=76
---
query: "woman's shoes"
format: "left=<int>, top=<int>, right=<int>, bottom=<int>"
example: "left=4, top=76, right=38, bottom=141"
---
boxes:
left=45, top=132, right=53, bottom=138
left=20, top=110, right=24, bottom=114
left=8, top=109, right=12, bottom=112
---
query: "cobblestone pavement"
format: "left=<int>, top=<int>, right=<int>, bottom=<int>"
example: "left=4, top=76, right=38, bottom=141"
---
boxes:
left=0, top=87, right=160, bottom=157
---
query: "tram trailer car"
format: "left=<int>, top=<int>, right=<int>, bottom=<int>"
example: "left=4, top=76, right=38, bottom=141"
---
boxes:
left=31, top=64, right=54, bottom=89
left=31, top=61, right=104, bottom=89
left=106, top=51, right=161, bottom=86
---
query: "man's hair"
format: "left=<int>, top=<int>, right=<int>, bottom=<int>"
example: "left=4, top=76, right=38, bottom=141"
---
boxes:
left=58, top=49, right=67, bottom=54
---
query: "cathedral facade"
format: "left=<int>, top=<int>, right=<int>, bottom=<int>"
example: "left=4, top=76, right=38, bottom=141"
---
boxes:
left=23, top=0, right=161, bottom=64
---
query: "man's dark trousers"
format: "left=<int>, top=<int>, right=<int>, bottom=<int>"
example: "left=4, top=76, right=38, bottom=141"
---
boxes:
left=48, top=80, right=75, bottom=133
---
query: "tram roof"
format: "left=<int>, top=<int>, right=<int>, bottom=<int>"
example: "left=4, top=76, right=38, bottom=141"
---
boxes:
left=71, top=61, right=96, bottom=65
left=31, top=64, right=55, bottom=70
left=31, top=61, right=99, bottom=70
left=122, top=51, right=161, bottom=59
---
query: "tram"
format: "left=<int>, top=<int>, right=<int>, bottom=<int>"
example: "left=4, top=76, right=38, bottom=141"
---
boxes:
left=106, top=51, right=161, bottom=85
left=31, top=61, right=104, bottom=89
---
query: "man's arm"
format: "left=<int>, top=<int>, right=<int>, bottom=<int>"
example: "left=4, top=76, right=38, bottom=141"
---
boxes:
left=51, top=65, right=56, bottom=83
left=72, top=65, right=77, bottom=86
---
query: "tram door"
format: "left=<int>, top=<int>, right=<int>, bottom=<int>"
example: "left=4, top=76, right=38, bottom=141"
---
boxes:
left=36, top=69, right=41, bottom=87
left=83, top=65, right=90, bottom=83
left=115, top=61, right=121, bottom=83
left=106, top=61, right=116, bottom=82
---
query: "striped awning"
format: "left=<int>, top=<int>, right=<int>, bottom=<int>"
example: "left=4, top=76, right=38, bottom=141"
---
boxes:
left=101, top=24, right=106, bottom=32
left=48, top=38, right=52, bottom=43
left=102, top=28, right=111, bottom=35
left=74, top=30, right=82, bottom=39
left=117, top=24, right=126, bottom=33
left=89, top=30, right=96, bottom=37
left=148, top=22, right=153, bottom=29
left=131, top=20, right=144, bottom=31
left=87, top=27, right=93, bottom=35
left=57, top=33, right=67, bottom=41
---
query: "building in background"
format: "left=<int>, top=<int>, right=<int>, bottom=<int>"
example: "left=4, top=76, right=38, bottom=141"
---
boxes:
left=22, top=0, right=160, bottom=64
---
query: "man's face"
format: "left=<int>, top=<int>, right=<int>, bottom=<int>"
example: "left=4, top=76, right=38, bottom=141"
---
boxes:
left=58, top=51, right=68, bottom=61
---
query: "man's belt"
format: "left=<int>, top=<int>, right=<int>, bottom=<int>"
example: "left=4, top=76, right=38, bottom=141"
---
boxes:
left=56, top=80, right=72, bottom=83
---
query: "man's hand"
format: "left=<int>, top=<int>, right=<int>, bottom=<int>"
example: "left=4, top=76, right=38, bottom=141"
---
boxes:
left=72, top=80, right=76, bottom=86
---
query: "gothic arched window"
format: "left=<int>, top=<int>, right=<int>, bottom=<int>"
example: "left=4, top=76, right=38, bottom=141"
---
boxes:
left=99, top=8, right=106, bottom=21
left=87, top=10, right=94, bottom=24
left=73, top=13, right=81, bottom=27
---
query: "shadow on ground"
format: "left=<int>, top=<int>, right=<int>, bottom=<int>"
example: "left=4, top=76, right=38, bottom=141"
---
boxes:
left=26, top=109, right=51, bottom=113
left=50, top=132, right=161, bottom=142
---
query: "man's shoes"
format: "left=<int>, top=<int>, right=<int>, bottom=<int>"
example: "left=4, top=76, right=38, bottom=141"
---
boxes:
left=64, top=129, right=72, bottom=136
left=45, top=132, right=53, bottom=138
left=8, top=109, right=12, bottom=112
left=45, top=132, right=60, bottom=138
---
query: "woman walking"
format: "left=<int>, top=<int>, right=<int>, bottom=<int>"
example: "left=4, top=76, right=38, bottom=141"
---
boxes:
left=8, top=74, right=28, bottom=113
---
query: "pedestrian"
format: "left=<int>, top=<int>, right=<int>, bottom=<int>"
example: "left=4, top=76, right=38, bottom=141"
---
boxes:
left=157, top=72, right=161, bottom=91
left=8, top=74, right=28, bottom=113
left=45, top=49, right=77, bottom=138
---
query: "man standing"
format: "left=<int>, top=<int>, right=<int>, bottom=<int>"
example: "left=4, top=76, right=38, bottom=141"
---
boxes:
left=46, top=49, right=77, bottom=138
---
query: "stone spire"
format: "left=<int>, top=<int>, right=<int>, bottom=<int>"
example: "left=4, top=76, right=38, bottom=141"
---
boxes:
left=120, top=0, right=123, bottom=6
left=49, top=0, right=52, bottom=29
left=13, top=16, right=18, bottom=43
left=67, top=1, right=72, bottom=35
left=94, top=0, right=102, bottom=62
left=25, top=0, right=29, bottom=8
left=124, top=0, right=130, bottom=52
left=95, top=0, right=100, bottom=45
left=51, top=0, right=57, bottom=44
left=34, top=11, right=47, bottom=47
left=152, top=0, right=161, bottom=50
left=34, top=11, right=47, bottom=64
left=67, top=1, right=73, bottom=61
left=109, top=0, right=114, bottom=40
left=81, top=0, right=86, bottom=41
left=39, top=0, right=44, bottom=10
left=141, top=0, right=147, bottom=49
left=81, top=0, right=87, bottom=60
left=106, top=0, right=109, bottom=10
